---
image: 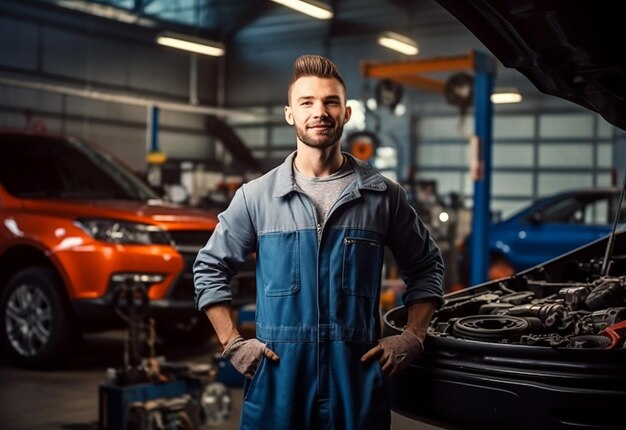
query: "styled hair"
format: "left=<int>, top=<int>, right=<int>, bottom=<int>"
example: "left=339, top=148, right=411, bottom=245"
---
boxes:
left=287, top=55, right=346, bottom=103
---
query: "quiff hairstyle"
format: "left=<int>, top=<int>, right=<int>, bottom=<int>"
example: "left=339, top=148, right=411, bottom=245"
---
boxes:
left=287, top=55, right=347, bottom=104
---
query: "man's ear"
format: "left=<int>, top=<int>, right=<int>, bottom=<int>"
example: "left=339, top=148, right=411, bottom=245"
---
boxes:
left=344, top=105, right=352, bottom=123
left=284, top=106, right=294, bottom=125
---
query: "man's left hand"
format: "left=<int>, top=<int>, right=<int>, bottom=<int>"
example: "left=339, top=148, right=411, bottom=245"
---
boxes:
left=360, top=330, right=424, bottom=377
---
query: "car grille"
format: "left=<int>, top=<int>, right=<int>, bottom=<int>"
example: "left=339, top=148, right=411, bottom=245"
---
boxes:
left=168, top=230, right=212, bottom=301
left=167, top=230, right=256, bottom=305
left=169, top=230, right=212, bottom=253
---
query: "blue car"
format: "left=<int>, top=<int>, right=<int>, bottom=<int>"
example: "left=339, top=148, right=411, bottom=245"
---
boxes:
left=461, top=187, right=625, bottom=283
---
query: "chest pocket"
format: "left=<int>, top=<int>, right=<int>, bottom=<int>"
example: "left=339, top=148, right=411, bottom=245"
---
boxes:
left=342, top=237, right=383, bottom=298
left=258, top=232, right=300, bottom=296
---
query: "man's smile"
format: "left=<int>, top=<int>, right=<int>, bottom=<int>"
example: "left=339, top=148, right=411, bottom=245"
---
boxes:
left=308, top=122, right=334, bottom=130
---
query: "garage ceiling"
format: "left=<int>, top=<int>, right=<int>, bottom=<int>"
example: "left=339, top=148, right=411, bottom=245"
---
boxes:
left=12, top=0, right=606, bottom=114
left=36, top=0, right=460, bottom=43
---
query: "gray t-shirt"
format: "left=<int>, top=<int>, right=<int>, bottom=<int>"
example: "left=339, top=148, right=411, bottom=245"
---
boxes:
left=293, top=156, right=356, bottom=226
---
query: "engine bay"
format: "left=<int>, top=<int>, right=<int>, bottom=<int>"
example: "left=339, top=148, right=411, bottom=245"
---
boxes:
left=386, top=231, right=626, bottom=350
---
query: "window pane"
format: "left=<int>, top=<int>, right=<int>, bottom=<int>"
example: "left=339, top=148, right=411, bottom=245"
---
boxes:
left=252, top=149, right=266, bottom=159
left=271, top=126, right=295, bottom=146
left=493, top=173, right=533, bottom=197
left=99, top=0, right=134, bottom=9
left=461, top=170, right=474, bottom=198
left=596, top=173, right=613, bottom=186
left=598, top=118, right=615, bottom=139
left=418, top=171, right=463, bottom=195
left=144, top=0, right=202, bottom=26
left=539, top=113, right=594, bottom=138
left=418, top=144, right=467, bottom=167
left=420, top=117, right=473, bottom=139
left=270, top=105, right=286, bottom=115
left=597, top=143, right=612, bottom=168
left=269, top=148, right=293, bottom=158
left=538, top=144, right=593, bottom=167
left=493, top=143, right=534, bottom=167
left=537, top=174, right=593, bottom=195
left=236, top=128, right=266, bottom=148
left=159, top=132, right=214, bottom=160
left=494, top=115, right=534, bottom=139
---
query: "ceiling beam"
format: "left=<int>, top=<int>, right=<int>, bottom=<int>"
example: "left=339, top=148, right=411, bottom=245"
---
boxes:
left=222, top=0, right=272, bottom=41
left=361, top=52, right=479, bottom=93
left=0, top=76, right=277, bottom=122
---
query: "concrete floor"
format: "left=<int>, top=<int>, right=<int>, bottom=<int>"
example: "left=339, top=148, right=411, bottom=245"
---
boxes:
left=0, top=330, right=452, bottom=430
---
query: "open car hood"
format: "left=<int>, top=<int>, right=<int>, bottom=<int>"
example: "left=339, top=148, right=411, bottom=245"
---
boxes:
left=384, top=230, right=626, bottom=428
left=435, top=0, right=626, bottom=130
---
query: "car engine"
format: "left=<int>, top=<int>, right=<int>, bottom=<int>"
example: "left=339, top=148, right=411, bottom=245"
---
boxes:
left=386, top=229, right=626, bottom=350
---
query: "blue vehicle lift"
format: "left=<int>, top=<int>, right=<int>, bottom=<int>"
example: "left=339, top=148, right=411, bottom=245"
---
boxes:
left=362, top=51, right=497, bottom=285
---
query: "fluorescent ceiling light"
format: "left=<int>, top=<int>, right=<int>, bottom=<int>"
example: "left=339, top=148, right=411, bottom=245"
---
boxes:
left=271, top=0, right=334, bottom=20
left=378, top=32, right=419, bottom=56
left=491, top=89, right=522, bottom=104
left=156, top=32, right=225, bottom=57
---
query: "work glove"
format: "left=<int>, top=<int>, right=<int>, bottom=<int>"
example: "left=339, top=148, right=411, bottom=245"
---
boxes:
left=361, top=330, right=424, bottom=377
left=222, top=336, right=279, bottom=380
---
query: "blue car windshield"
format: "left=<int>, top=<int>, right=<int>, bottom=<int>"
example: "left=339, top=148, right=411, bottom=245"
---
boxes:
left=520, top=193, right=625, bottom=225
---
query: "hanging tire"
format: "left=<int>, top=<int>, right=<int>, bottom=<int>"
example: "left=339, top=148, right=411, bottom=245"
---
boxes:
left=154, top=313, right=214, bottom=347
left=0, top=267, right=77, bottom=368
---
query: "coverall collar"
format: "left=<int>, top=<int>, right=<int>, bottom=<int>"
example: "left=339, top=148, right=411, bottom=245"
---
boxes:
left=273, top=151, right=387, bottom=198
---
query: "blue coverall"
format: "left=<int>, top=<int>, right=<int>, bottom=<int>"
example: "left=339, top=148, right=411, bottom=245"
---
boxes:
left=194, top=152, right=444, bottom=429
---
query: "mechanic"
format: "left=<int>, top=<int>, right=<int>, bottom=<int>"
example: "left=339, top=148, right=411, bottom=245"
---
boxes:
left=193, top=54, right=444, bottom=430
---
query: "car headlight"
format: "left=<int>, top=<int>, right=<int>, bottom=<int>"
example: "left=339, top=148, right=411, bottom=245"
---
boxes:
left=75, top=219, right=172, bottom=245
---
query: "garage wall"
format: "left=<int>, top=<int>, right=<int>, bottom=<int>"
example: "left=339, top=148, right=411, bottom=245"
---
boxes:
left=221, top=0, right=621, bottom=210
left=416, top=103, right=618, bottom=219
left=0, top=0, right=620, bottom=212
left=222, top=0, right=495, bottom=171
left=0, top=1, right=221, bottom=171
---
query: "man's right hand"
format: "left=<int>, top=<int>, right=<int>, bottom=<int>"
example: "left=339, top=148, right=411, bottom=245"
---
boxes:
left=222, top=336, right=280, bottom=379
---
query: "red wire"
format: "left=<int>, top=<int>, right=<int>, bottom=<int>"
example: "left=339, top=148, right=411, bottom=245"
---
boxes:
left=600, top=320, right=626, bottom=349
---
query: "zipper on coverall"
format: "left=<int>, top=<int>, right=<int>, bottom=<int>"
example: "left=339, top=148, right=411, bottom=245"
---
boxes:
left=297, top=186, right=358, bottom=418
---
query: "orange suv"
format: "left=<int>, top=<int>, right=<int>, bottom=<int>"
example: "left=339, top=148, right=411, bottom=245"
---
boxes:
left=0, top=131, right=231, bottom=367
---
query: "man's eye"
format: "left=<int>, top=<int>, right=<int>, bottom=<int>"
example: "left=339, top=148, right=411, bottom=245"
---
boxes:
left=301, top=102, right=312, bottom=106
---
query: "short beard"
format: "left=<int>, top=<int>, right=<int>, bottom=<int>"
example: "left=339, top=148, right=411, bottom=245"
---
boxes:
left=295, top=122, right=345, bottom=150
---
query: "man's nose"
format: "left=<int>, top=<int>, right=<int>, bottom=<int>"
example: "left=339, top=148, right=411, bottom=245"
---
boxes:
left=312, top=102, right=328, bottom=118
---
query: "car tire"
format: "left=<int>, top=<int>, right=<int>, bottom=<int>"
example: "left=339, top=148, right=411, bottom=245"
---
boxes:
left=0, top=267, right=77, bottom=368
left=154, top=314, right=214, bottom=347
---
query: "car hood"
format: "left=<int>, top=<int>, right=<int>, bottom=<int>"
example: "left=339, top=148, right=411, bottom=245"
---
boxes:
left=21, top=199, right=218, bottom=230
left=434, top=0, right=626, bottom=130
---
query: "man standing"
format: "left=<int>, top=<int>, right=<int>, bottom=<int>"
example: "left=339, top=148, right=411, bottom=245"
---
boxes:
left=194, top=55, right=444, bottom=429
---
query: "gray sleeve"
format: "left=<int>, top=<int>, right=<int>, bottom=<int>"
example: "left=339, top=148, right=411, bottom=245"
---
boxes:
left=193, top=186, right=257, bottom=311
left=386, top=183, right=445, bottom=309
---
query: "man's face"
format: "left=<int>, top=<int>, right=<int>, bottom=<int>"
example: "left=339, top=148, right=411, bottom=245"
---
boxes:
left=285, top=76, right=351, bottom=150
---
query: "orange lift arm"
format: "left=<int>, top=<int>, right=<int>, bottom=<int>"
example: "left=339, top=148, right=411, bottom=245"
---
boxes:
left=360, top=50, right=497, bottom=286
left=360, top=51, right=478, bottom=94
